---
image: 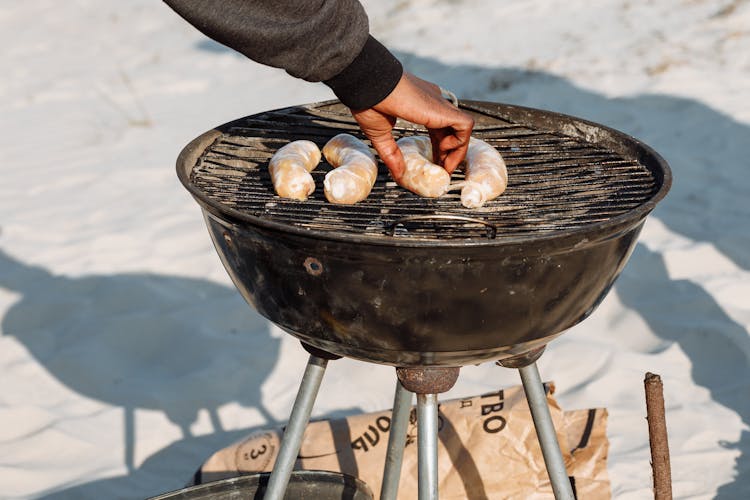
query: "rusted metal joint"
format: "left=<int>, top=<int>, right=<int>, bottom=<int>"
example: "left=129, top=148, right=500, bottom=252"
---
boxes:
left=301, top=342, right=342, bottom=360
left=396, top=366, right=460, bottom=394
left=495, top=346, right=546, bottom=369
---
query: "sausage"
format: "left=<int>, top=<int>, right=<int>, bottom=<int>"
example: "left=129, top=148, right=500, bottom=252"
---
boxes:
left=395, top=136, right=451, bottom=198
left=268, top=140, right=321, bottom=200
left=322, top=133, right=378, bottom=204
left=460, top=137, right=508, bottom=208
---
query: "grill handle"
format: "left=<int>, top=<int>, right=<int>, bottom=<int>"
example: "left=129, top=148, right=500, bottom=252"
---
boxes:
left=385, top=214, right=497, bottom=239
left=440, top=87, right=459, bottom=107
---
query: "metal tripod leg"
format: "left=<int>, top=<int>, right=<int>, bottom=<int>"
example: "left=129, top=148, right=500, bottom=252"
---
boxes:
left=417, top=393, right=440, bottom=500
left=264, top=354, right=328, bottom=500
left=394, top=366, right=459, bottom=500
left=380, top=380, right=413, bottom=500
left=519, top=362, right=576, bottom=500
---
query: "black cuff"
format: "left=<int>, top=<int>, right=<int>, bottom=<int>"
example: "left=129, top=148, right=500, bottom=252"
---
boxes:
left=324, top=35, right=403, bottom=110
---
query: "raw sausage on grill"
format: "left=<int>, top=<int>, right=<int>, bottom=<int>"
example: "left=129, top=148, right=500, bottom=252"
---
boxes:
left=460, top=137, right=508, bottom=208
left=395, top=136, right=451, bottom=198
left=322, top=133, right=378, bottom=204
left=268, top=140, right=321, bottom=200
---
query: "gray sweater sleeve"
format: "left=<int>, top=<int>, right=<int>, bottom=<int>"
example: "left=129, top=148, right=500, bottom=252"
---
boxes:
left=164, top=0, right=403, bottom=109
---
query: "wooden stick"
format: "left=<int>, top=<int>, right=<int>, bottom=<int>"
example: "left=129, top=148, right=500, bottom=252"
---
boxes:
left=645, top=372, right=672, bottom=500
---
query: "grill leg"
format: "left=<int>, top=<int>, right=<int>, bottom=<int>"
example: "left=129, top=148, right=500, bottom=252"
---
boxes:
left=417, top=393, right=440, bottom=500
left=380, top=380, right=413, bottom=500
left=518, top=362, right=576, bottom=500
left=394, top=367, right=459, bottom=500
left=264, top=354, right=328, bottom=500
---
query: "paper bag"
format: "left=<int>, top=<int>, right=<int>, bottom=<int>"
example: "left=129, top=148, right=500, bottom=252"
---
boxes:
left=199, top=384, right=610, bottom=499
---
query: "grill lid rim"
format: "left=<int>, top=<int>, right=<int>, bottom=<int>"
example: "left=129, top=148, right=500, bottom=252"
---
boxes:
left=176, top=100, right=672, bottom=249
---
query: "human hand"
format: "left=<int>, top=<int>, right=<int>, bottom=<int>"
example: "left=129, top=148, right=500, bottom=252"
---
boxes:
left=349, top=72, right=474, bottom=182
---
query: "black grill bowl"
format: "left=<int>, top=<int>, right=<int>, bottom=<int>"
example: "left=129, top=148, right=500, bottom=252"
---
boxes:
left=177, top=100, right=671, bottom=367
left=148, top=471, right=373, bottom=499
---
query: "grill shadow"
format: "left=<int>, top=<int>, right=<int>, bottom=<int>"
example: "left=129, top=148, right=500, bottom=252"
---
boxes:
left=0, top=249, right=280, bottom=477
left=616, top=244, right=750, bottom=498
left=389, top=52, right=750, bottom=498
left=9, top=46, right=746, bottom=498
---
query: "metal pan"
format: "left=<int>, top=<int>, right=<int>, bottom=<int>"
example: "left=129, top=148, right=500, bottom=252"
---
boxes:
left=148, top=470, right=373, bottom=500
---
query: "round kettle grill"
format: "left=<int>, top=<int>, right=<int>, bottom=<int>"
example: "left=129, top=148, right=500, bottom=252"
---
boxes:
left=176, top=100, right=671, bottom=499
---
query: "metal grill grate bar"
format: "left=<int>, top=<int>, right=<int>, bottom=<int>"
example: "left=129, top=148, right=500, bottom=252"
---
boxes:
left=189, top=103, right=659, bottom=240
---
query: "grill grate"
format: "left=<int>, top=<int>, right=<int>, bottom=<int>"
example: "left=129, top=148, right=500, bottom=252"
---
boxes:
left=189, top=102, right=659, bottom=240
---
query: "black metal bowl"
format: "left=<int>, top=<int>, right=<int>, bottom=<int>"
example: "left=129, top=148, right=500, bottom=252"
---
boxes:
left=176, top=101, right=671, bottom=367
left=148, top=471, right=372, bottom=500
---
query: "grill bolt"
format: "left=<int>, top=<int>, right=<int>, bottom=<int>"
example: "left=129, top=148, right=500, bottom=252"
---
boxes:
left=303, top=257, right=323, bottom=276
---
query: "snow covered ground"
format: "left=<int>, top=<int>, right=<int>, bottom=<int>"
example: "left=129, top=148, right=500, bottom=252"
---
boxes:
left=1, top=0, right=748, bottom=498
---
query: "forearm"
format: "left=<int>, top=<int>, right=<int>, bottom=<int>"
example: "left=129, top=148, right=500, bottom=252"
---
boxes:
left=163, top=0, right=402, bottom=108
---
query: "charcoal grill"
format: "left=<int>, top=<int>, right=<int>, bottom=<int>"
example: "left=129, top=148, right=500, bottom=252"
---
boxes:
left=176, top=100, right=670, bottom=499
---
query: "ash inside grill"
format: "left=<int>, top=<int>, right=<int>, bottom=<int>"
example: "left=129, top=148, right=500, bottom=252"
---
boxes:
left=189, top=101, right=660, bottom=240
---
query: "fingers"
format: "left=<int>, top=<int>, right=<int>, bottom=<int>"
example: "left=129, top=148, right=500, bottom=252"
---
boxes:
left=370, top=133, right=406, bottom=181
left=442, top=110, right=474, bottom=171
left=442, top=142, right=470, bottom=174
left=352, top=71, right=475, bottom=180
left=375, top=73, right=469, bottom=132
left=430, top=131, right=464, bottom=156
left=429, top=121, right=473, bottom=173
left=448, top=118, right=473, bottom=172
left=351, top=108, right=406, bottom=181
left=396, top=75, right=474, bottom=171
left=431, top=131, right=470, bottom=174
